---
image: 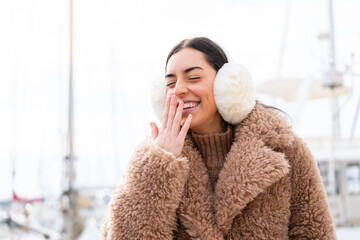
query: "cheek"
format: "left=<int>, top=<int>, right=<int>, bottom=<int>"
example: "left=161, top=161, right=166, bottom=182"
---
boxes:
left=197, top=85, right=215, bottom=102
left=201, top=86, right=217, bottom=112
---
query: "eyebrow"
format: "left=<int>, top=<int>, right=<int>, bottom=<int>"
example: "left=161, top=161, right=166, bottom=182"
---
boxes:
left=165, top=66, right=204, bottom=78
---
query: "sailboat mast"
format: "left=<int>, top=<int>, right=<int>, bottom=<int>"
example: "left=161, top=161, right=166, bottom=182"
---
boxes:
left=61, top=0, right=78, bottom=238
left=328, top=0, right=336, bottom=72
left=327, top=0, right=345, bottom=224
left=68, top=0, right=74, bottom=195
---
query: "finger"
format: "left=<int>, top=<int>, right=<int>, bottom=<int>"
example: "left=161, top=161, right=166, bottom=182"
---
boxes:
left=172, top=100, right=183, bottom=134
left=150, top=122, right=158, bottom=140
left=162, top=94, right=171, bottom=129
left=167, top=95, right=177, bottom=129
left=179, top=114, right=192, bottom=139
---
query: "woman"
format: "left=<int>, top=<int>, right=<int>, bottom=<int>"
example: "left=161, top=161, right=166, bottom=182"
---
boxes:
left=100, top=37, right=336, bottom=239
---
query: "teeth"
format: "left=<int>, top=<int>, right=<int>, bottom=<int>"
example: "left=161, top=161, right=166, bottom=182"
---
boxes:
left=183, top=102, right=198, bottom=109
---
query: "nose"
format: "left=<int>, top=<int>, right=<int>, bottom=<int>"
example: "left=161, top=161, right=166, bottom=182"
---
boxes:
left=174, top=79, right=188, bottom=97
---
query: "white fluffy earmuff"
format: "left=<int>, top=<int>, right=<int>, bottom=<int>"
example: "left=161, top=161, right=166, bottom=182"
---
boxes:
left=151, top=74, right=167, bottom=122
left=213, top=62, right=256, bottom=124
left=150, top=62, right=256, bottom=125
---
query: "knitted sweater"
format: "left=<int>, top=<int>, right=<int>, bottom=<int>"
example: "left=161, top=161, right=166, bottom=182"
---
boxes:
left=191, top=124, right=233, bottom=191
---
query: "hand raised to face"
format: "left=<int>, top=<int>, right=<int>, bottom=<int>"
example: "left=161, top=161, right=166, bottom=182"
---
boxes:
left=150, top=95, right=192, bottom=157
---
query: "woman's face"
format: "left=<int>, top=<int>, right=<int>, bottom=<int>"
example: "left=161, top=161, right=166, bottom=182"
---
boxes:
left=165, top=48, right=222, bottom=133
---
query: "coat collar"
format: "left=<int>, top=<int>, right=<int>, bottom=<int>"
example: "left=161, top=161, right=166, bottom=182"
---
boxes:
left=178, top=104, right=294, bottom=238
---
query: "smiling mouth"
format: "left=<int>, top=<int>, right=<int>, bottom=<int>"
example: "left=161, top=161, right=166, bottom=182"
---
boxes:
left=183, top=102, right=199, bottom=109
left=181, top=101, right=200, bottom=114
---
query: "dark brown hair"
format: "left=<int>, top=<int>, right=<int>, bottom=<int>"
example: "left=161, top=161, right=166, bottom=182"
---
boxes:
left=165, top=37, right=228, bottom=73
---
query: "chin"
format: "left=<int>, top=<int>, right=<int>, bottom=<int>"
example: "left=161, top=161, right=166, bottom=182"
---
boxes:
left=181, top=114, right=195, bottom=125
left=189, top=121, right=199, bottom=131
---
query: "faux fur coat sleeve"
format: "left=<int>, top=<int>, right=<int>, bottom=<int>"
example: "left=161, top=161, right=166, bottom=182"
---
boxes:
left=287, top=136, right=336, bottom=239
left=100, top=137, right=189, bottom=240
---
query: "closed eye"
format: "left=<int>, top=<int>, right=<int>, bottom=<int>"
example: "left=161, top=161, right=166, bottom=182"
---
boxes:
left=189, top=77, right=200, bottom=80
left=166, top=82, right=176, bottom=87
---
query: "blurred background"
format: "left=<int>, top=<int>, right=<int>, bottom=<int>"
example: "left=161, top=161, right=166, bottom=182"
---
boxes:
left=0, top=0, right=359, bottom=239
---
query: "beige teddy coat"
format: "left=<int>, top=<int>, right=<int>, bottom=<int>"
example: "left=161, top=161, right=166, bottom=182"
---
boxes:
left=100, top=104, right=336, bottom=239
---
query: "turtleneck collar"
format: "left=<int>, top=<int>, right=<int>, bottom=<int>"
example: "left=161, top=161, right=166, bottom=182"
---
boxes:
left=190, top=124, right=233, bottom=190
